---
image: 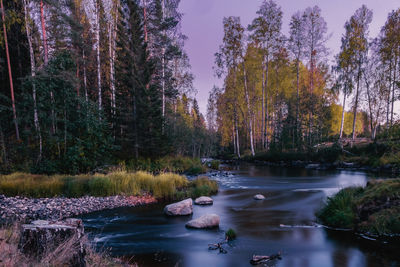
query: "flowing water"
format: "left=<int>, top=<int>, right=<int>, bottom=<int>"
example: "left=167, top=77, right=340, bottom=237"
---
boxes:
left=82, top=164, right=400, bottom=267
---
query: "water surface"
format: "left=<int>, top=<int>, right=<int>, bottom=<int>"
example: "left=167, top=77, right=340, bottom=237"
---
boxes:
left=82, top=164, right=400, bottom=267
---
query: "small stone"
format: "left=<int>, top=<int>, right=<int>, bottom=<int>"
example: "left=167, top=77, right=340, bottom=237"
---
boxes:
left=194, top=196, right=213, bottom=205
left=254, top=194, right=266, bottom=200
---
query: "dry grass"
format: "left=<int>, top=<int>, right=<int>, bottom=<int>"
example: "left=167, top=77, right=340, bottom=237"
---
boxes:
left=0, top=225, right=136, bottom=267
left=0, top=171, right=189, bottom=199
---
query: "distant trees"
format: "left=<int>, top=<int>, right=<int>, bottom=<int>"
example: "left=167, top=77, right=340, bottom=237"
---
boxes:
left=212, top=1, right=400, bottom=155
left=0, top=0, right=208, bottom=173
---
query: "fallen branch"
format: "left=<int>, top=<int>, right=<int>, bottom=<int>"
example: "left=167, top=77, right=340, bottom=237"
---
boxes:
left=208, top=241, right=228, bottom=254
left=250, top=252, right=282, bottom=265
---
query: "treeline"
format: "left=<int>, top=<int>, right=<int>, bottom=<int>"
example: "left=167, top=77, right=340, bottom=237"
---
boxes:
left=208, top=1, right=400, bottom=157
left=0, top=0, right=213, bottom=174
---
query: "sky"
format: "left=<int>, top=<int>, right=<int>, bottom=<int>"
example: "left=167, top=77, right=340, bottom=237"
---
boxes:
left=178, top=0, right=400, bottom=115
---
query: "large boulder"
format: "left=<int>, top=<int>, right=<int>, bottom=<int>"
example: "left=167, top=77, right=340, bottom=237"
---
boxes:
left=164, top=198, right=193, bottom=216
left=254, top=194, right=266, bottom=200
left=194, top=196, right=213, bottom=205
left=185, top=214, right=220, bottom=229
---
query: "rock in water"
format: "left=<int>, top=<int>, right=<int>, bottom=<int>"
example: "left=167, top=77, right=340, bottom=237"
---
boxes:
left=194, top=196, right=213, bottom=205
left=164, top=198, right=193, bottom=216
left=19, top=218, right=85, bottom=266
left=185, top=214, right=220, bottom=229
left=254, top=194, right=266, bottom=200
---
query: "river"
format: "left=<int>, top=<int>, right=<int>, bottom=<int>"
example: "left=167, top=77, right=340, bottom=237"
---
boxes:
left=81, top=164, right=400, bottom=267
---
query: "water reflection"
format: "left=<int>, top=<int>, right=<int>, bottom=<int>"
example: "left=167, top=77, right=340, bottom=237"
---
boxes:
left=81, top=164, right=399, bottom=267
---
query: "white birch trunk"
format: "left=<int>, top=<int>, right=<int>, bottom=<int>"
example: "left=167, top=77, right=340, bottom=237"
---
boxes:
left=24, top=0, right=42, bottom=160
left=95, top=0, right=102, bottom=113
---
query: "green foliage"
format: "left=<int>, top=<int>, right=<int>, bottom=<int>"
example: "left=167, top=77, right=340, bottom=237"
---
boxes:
left=125, top=156, right=206, bottom=174
left=317, top=187, right=363, bottom=229
left=358, top=207, right=400, bottom=236
left=210, top=160, right=220, bottom=170
left=225, top=228, right=237, bottom=241
left=317, top=179, right=400, bottom=235
left=189, top=176, right=218, bottom=198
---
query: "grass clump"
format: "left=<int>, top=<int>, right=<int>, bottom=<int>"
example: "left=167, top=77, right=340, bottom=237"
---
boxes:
left=225, top=228, right=237, bottom=241
left=317, top=187, right=363, bottom=229
left=210, top=160, right=220, bottom=170
left=189, top=176, right=218, bottom=198
left=317, top=179, right=400, bottom=236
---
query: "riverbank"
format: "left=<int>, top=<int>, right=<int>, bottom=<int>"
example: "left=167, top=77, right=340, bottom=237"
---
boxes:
left=0, top=194, right=157, bottom=225
left=0, top=171, right=219, bottom=225
left=317, top=179, right=400, bottom=237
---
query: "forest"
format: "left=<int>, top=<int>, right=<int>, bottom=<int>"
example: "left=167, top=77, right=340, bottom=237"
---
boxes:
left=209, top=2, right=400, bottom=159
left=1, top=0, right=400, bottom=174
left=0, top=0, right=215, bottom=174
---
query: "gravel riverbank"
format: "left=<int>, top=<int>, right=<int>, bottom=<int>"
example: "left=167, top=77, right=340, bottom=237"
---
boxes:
left=0, top=194, right=157, bottom=225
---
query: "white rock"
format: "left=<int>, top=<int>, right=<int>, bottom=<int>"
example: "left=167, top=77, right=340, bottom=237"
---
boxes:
left=254, top=194, right=266, bottom=200
left=164, top=198, right=193, bottom=216
left=185, top=214, right=220, bottom=229
left=194, top=196, right=213, bottom=205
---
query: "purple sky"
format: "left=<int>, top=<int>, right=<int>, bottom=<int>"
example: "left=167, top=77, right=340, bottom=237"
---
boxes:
left=178, top=0, right=399, bottom=115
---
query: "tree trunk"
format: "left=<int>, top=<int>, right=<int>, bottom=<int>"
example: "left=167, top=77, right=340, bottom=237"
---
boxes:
left=264, top=56, right=269, bottom=150
left=109, top=4, right=118, bottom=129
left=83, top=50, right=88, bottom=102
left=339, top=87, right=346, bottom=139
left=391, top=59, right=397, bottom=127
left=143, top=0, right=148, bottom=43
left=40, top=0, right=48, bottom=65
left=95, top=0, right=102, bottom=113
left=261, top=67, right=265, bottom=148
left=235, top=114, right=240, bottom=158
left=352, top=64, right=361, bottom=141
left=243, top=63, right=255, bottom=156
left=1, top=0, right=19, bottom=140
left=24, top=0, right=42, bottom=160
left=295, top=59, right=300, bottom=148
left=161, top=0, right=166, bottom=122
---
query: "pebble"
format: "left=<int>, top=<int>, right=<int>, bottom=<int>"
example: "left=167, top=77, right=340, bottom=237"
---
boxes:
left=0, top=194, right=157, bottom=225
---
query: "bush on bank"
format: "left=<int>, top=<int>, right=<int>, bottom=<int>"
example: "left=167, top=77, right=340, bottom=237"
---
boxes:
left=0, top=172, right=218, bottom=199
left=317, top=179, right=400, bottom=236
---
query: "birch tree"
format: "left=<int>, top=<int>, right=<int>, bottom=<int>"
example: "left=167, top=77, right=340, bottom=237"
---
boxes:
left=302, top=6, right=329, bottom=144
left=248, top=0, right=282, bottom=150
left=24, top=0, right=42, bottom=159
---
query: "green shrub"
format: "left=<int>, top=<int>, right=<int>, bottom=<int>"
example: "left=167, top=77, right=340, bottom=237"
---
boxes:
left=225, top=228, right=236, bottom=241
left=317, top=179, right=400, bottom=235
left=189, top=176, right=218, bottom=198
left=317, top=187, right=363, bottom=229
left=210, top=160, right=220, bottom=170
left=358, top=207, right=400, bottom=235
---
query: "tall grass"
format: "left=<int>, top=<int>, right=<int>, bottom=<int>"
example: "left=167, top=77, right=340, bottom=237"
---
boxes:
left=317, top=179, right=400, bottom=235
left=317, top=187, right=363, bottom=229
left=123, top=156, right=207, bottom=174
left=0, top=172, right=217, bottom=200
